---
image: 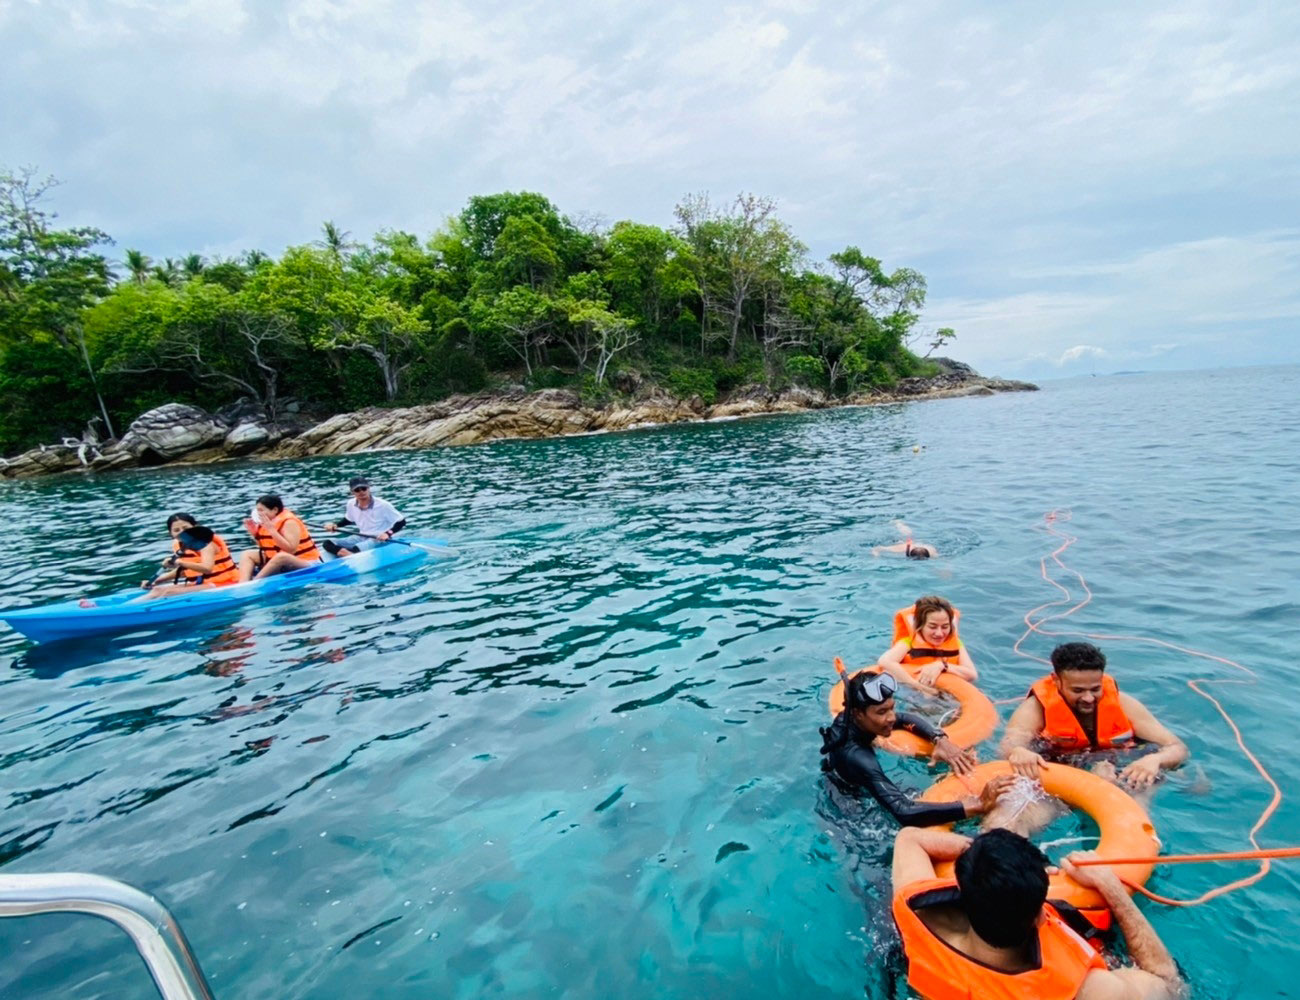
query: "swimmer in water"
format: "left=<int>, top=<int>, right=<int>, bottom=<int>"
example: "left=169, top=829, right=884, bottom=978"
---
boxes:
left=872, top=520, right=938, bottom=559
left=892, top=828, right=1183, bottom=998
left=989, top=641, right=1188, bottom=835
left=877, top=595, right=978, bottom=689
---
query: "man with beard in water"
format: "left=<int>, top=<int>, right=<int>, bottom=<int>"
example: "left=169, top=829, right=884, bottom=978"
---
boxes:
left=820, top=668, right=1012, bottom=825
left=992, top=641, right=1188, bottom=834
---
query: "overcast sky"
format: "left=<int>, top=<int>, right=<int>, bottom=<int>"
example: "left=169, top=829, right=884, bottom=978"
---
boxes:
left=3, top=0, right=1298, bottom=380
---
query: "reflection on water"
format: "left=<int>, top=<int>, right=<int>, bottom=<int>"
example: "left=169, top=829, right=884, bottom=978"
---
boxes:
left=2, top=367, right=1300, bottom=998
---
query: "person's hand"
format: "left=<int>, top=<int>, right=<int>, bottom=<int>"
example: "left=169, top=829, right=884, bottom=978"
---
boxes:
left=1118, top=754, right=1163, bottom=789
left=917, top=662, right=946, bottom=686
left=256, top=508, right=274, bottom=526
left=1060, top=851, right=1125, bottom=894
left=966, top=774, right=1016, bottom=814
left=324, top=522, right=337, bottom=533
left=243, top=518, right=259, bottom=538
left=931, top=736, right=977, bottom=777
left=140, top=579, right=153, bottom=590
left=379, top=531, right=392, bottom=541
left=1007, top=746, right=1045, bottom=780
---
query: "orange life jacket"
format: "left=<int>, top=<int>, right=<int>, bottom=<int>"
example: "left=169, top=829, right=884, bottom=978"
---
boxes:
left=892, top=603, right=963, bottom=670
left=172, top=534, right=239, bottom=586
left=893, top=878, right=1105, bottom=1000
left=1030, top=675, right=1135, bottom=751
left=255, top=510, right=320, bottom=563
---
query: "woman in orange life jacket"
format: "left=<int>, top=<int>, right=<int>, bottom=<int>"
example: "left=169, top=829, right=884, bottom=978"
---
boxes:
left=990, top=641, right=1188, bottom=836
left=877, top=595, right=978, bottom=690
left=891, top=826, right=1182, bottom=1000
left=235, top=494, right=321, bottom=582
left=143, top=520, right=241, bottom=599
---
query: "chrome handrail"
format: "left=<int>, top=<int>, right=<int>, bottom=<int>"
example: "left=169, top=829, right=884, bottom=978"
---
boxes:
left=0, top=873, right=214, bottom=1000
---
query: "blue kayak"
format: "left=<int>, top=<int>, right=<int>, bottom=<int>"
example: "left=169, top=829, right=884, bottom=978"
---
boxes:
left=0, top=538, right=454, bottom=644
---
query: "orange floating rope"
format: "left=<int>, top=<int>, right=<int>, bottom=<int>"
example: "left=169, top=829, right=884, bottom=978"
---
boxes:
left=1073, top=847, right=1300, bottom=867
left=1013, top=508, right=1281, bottom=908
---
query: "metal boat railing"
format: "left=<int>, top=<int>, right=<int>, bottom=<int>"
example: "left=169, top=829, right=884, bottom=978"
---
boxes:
left=0, top=872, right=214, bottom=1000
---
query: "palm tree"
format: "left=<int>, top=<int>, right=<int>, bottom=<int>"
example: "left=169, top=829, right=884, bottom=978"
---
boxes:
left=153, top=258, right=180, bottom=287
left=318, top=220, right=354, bottom=259
left=124, top=248, right=152, bottom=285
left=182, top=253, right=205, bottom=280
left=243, top=249, right=270, bottom=271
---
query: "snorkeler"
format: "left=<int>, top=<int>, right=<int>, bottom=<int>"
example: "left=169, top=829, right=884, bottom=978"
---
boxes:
left=820, top=668, right=1011, bottom=826
left=872, top=520, right=938, bottom=559
left=891, top=827, right=1182, bottom=999
left=877, top=595, right=978, bottom=688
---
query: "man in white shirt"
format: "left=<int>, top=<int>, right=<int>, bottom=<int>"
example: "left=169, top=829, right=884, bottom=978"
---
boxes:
left=322, top=477, right=407, bottom=557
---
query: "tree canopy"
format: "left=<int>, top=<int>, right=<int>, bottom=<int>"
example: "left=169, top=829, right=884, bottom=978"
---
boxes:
left=0, top=171, right=953, bottom=455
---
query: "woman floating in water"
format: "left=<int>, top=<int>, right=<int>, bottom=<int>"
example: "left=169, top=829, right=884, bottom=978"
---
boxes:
left=872, top=520, right=938, bottom=559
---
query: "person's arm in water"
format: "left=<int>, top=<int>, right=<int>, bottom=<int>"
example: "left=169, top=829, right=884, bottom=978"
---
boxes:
left=872, top=542, right=910, bottom=557
left=831, top=737, right=1004, bottom=826
left=1116, top=694, right=1188, bottom=789
left=1000, top=695, right=1048, bottom=779
left=1063, top=855, right=1183, bottom=999
left=891, top=826, right=972, bottom=889
left=896, top=711, right=977, bottom=777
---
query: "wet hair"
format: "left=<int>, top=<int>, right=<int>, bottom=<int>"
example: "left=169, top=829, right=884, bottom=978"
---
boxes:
left=912, top=595, right=955, bottom=631
left=906, top=547, right=932, bottom=560
left=256, top=494, right=285, bottom=514
left=1051, top=641, right=1107, bottom=675
left=955, top=829, right=1049, bottom=948
left=166, top=512, right=197, bottom=530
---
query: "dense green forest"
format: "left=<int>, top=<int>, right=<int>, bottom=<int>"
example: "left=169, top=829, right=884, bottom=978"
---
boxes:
left=0, top=167, right=954, bottom=455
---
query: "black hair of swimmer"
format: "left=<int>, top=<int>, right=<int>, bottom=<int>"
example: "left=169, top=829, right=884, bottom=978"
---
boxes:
left=256, top=494, right=284, bottom=513
left=955, top=829, right=1050, bottom=948
left=906, top=547, right=931, bottom=560
left=1050, top=641, right=1107, bottom=675
left=166, top=512, right=197, bottom=530
left=178, top=525, right=214, bottom=547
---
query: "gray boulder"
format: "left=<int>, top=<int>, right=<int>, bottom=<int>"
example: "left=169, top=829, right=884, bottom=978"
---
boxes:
left=114, top=403, right=228, bottom=462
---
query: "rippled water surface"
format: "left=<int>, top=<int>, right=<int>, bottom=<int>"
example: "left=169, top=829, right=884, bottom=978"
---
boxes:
left=3, top=366, right=1300, bottom=998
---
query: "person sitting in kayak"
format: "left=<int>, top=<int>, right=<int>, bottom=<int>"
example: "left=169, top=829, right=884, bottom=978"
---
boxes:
left=236, top=494, right=321, bottom=581
left=872, top=520, right=938, bottom=559
left=877, top=595, right=978, bottom=688
left=321, top=476, right=406, bottom=557
left=820, top=668, right=1011, bottom=825
left=143, top=522, right=241, bottom=598
left=892, top=827, right=1182, bottom=999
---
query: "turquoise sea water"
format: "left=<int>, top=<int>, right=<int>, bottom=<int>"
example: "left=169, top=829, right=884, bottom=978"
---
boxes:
left=2, top=365, right=1299, bottom=999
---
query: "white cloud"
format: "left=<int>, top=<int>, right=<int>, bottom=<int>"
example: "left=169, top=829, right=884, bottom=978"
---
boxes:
left=2, top=0, right=1299, bottom=377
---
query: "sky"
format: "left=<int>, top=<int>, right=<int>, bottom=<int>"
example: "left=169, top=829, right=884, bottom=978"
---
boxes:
left=3, top=0, right=1298, bottom=381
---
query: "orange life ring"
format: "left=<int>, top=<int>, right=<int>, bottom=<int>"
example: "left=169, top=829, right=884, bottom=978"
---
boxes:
left=828, top=667, right=998, bottom=754
left=919, top=760, right=1159, bottom=927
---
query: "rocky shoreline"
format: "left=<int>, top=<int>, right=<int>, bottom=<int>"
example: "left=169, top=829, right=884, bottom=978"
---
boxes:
left=0, top=361, right=1036, bottom=480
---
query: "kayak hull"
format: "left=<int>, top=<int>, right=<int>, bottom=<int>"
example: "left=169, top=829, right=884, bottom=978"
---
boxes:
left=0, top=539, right=452, bottom=643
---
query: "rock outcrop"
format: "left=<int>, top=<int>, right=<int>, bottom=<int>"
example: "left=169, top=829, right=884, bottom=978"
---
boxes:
left=1, top=369, right=1036, bottom=479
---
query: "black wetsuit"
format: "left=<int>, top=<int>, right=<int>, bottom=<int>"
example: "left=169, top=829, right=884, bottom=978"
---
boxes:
left=820, top=712, right=967, bottom=827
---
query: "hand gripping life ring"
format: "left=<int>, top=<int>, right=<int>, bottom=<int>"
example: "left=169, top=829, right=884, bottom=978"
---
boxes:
left=828, top=666, right=998, bottom=755
left=919, top=761, right=1159, bottom=927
